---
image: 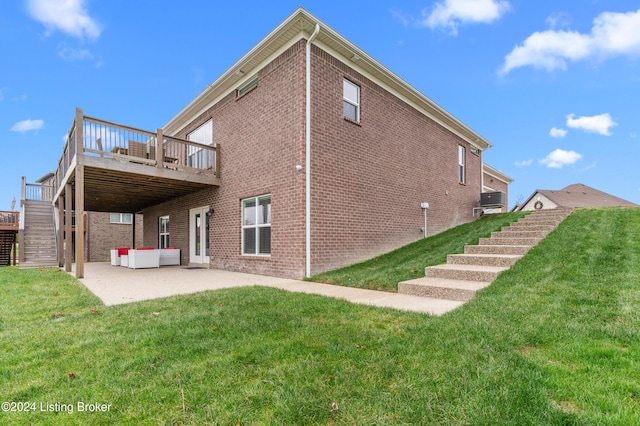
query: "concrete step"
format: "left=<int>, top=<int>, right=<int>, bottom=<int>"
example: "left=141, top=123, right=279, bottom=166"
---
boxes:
left=492, top=230, right=549, bottom=239
left=398, top=277, right=491, bottom=301
left=425, top=264, right=509, bottom=282
left=502, top=223, right=555, bottom=231
left=479, top=237, right=541, bottom=246
left=464, top=244, right=532, bottom=255
left=447, top=253, right=522, bottom=267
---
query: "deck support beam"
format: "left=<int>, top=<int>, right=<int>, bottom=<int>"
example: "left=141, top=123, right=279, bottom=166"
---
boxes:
left=57, top=199, right=64, bottom=267
left=64, top=184, right=72, bottom=272
left=75, top=166, right=85, bottom=278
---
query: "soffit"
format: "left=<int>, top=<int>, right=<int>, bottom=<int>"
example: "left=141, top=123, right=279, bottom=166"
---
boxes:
left=164, top=7, right=492, bottom=150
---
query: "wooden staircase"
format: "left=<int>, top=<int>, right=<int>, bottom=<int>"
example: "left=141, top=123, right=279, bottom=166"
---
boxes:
left=398, top=208, right=573, bottom=304
left=20, top=200, right=58, bottom=267
left=0, top=231, right=17, bottom=266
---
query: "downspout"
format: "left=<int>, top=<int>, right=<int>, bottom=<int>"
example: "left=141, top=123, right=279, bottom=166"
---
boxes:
left=305, top=23, right=320, bottom=278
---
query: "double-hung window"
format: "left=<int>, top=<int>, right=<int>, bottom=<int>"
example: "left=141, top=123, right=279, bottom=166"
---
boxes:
left=159, top=216, right=170, bottom=249
left=242, top=195, right=271, bottom=255
left=343, top=79, right=360, bottom=122
left=458, top=145, right=466, bottom=184
left=187, top=119, right=213, bottom=169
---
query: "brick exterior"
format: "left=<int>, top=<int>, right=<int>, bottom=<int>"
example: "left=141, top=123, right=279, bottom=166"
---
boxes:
left=142, top=40, right=484, bottom=279
left=85, top=212, right=143, bottom=261
left=143, top=41, right=307, bottom=278
left=308, top=45, right=481, bottom=274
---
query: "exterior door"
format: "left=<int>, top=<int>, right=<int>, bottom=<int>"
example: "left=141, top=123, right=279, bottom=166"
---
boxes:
left=189, top=206, right=210, bottom=264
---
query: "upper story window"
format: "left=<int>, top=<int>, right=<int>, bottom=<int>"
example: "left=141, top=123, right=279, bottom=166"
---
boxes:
left=343, top=79, right=360, bottom=122
left=236, top=76, right=258, bottom=97
left=458, top=145, right=466, bottom=184
left=187, top=119, right=213, bottom=169
left=110, top=213, right=133, bottom=224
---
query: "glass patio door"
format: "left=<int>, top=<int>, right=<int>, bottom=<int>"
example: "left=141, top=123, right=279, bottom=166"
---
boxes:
left=189, top=206, right=210, bottom=264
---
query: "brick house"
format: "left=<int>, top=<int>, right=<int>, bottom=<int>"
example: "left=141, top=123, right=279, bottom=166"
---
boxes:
left=31, top=7, right=509, bottom=279
left=140, top=7, right=501, bottom=278
left=516, top=183, right=637, bottom=211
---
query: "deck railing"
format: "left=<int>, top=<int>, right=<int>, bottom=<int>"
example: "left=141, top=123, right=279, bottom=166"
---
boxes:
left=52, top=108, right=220, bottom=200
left=0, top=211, right=19, bottom=231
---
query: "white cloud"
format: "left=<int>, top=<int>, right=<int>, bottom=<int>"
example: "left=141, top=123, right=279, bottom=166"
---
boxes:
left=549, top=127, right=568, bottom=138
left=420, top=0, right=510, bottom=34
left=539, top=149, right=582, bottom=168
left=566, top=113, right=617, bottom=136
left=11, top=119, right=45, bottom=133
left=515, top=158, right=533, bottom=167
left=545, top=12, right=571, bottom=29
left=27, top=0, right=101, bottom=40
left=500, top=8, right=640, bottom=74
left=58, top=46, right=93, bottom=62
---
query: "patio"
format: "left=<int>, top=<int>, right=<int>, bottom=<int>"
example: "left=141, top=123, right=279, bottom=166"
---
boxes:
left=71, top=262, right=462, bottom=314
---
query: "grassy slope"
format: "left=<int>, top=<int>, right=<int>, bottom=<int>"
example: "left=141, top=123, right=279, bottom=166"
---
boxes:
left=0, top=207, right=639, bottom=425
left=309, top=211, right=528, bottom=291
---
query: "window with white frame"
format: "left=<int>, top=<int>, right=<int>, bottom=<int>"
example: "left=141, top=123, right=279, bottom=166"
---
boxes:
left=187, top=119, right=213, bottom=169
left=242, top=195, right=271, bottom=255
left=159, top=216, right=170, bottom=249
left=343, top=79, right=360, bottom=122
left=236, top=75, right=258, bottom=97
left=110, top=213, right=133, bottom=224
left=458, top=145, right=466, bottom=184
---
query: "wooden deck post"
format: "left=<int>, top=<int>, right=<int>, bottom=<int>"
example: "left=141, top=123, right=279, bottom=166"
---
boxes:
left=75, top=166, right=85, bottom=278
left=72, top=107, right=86, bottom=278
left=64, top=185, right=72, bottom=272
left=215, top=144, right=220, bottom=178
left=57, top=199, right=64, bottom=267
left=156, top=128, right=163, bottom=169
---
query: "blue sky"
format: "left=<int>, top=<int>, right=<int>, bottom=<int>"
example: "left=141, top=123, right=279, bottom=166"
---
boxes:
left=2, top=0, right=639, bottom=210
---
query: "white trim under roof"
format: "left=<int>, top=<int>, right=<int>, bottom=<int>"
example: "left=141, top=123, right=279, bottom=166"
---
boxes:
left=162, top=7, right=493, bottom=151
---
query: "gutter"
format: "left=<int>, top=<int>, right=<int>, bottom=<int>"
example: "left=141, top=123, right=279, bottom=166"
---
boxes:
left=305, top=23, right=320, bottom=278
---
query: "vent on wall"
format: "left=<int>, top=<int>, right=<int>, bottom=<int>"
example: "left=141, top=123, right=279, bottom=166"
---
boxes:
left=480, top=191, right=506, bottom=208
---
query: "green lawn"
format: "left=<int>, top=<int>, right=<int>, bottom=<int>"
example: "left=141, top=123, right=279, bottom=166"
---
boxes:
left=1, top=207, right=639, bottom=424
left=309, top=211, right=528, bottom=291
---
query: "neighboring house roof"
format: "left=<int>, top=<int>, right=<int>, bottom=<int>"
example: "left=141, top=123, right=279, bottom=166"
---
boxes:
left=520, top=183, right=638, bottom=209
left=162, top=6, right=492, bottom=152
left=483, top=163, right=513, bottom=185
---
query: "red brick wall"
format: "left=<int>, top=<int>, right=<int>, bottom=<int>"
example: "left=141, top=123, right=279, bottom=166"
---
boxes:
left=142, top=40, right=483, bottom=278
left=86, top=212, right=143, bottom=261
left=143, top=41, right=307, bottom=278
left=308, top=45, right=482, bottom=274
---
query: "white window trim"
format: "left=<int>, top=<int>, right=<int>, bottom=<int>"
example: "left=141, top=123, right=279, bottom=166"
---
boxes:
left=236, top=75, right=258, bottom=97
left=343, top=79, right=360, bottom=122
left=110, top=213, right=133, bottom=224
left=241, top=194, right=271, bottom=256
left=458, top=145, right=466, bottom=184
left=159, top=215, right=170, bottom=249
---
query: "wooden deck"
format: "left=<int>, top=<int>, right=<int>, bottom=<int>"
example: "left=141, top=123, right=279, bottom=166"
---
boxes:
left=25, top=108, right=222, bottom=278
left=0, top=211, right=19, bottom=231
left=51, top=109, right=220, bottom=213
left=0, top=212, right=18, bottom=266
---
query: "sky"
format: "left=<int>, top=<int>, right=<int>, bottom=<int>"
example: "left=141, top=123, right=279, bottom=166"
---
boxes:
left=1, top=0, right=640, bottom=211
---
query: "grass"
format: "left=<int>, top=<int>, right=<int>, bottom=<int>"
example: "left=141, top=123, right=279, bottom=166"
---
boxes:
left=1, top=207, right=639, bottom=424
left=309, top=211, right=528, bottom=291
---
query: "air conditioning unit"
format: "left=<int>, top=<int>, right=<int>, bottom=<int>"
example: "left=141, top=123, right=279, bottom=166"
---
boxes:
left=480, top=191, right=506, bottom=208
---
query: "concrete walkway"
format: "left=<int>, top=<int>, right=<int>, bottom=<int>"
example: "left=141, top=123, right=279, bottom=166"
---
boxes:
left=71, top=262, right=462, bottom=315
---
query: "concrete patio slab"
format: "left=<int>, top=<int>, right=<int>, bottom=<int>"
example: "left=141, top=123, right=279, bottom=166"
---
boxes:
left=70, top=262, right=461, bottom=315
